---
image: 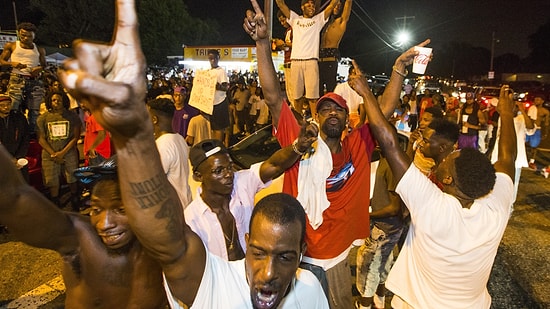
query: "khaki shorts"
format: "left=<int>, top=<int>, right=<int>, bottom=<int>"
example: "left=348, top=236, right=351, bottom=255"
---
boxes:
left=290, top=59, right=319, bottom=100
left=41, top=148, right=79, bottom=187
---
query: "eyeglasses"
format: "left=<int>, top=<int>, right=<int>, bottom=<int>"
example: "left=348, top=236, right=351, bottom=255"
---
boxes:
left=211, top=163, right=235, bottom=176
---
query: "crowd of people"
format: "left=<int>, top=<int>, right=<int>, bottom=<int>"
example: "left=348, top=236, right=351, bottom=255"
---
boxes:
left=0, top=0, right=544, bottom=308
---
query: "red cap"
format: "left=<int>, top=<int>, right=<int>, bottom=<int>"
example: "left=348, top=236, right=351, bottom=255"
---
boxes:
left=316, top=92, right=348, bottom=113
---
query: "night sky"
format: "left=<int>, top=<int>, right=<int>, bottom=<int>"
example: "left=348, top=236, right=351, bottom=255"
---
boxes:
left=2, top=0, right=548, bottom=59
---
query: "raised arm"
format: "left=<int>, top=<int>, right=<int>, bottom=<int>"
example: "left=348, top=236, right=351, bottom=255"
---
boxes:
left=323, top=0, right=340, bottom=20
left=259, top=122, right=318, bottom=182
left=338, top=0, right=353, bottom=25
left=379, top=39, right=430, bottom=118
left=275, top=0, right=291, bottom=19
left=58, top=0, right=204, bottom=305
left=244, top=0, right=284, bottom=125
left=349, top=60, right=411, bottom=182
left=493, top=85, right=516, bottom=180
left=0, top=146, right=78, bottom=254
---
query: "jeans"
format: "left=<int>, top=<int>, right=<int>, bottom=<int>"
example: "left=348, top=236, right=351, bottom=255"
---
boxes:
left=356, top=224, right=403, bottom=297
left=8, top=74, right=45, bottom=134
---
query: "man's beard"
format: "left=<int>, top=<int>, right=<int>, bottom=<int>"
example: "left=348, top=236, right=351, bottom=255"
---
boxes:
left=321, top=120, right=345, bottom=138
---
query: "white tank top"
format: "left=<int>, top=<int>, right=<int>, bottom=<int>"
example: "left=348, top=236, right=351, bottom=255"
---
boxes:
left=11, top=41, right=40, bottom=75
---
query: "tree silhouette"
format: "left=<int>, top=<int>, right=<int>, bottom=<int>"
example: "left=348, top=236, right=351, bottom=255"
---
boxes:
left=29, top=0, right=220, bottom=66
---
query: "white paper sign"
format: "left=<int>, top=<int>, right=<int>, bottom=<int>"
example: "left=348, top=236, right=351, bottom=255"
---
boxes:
left=189, top=70, right=217, bottom=115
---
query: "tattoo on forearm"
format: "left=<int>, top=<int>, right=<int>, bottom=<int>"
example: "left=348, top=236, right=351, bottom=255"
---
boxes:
left=129, top=174, right=170, bottom=209
left=156, top=199, right=180, bottom=241
left=129, top=174, right=181, bottom=239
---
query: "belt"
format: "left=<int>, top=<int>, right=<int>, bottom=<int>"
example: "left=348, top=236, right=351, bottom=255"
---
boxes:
left=11, top=73, right=37, bottom=80
left=283, top=63, right=291, bottom=68
left=291, top=58, right=318, bottom=62
left=319, top=57, right=337, bottom=62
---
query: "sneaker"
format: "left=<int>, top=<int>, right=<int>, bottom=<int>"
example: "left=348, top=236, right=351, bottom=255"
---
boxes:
left=542, top=169, right=549, bottom=179
left=528, top=162, right=537, bottom=170
left=373, top=294, right=385, bottom=309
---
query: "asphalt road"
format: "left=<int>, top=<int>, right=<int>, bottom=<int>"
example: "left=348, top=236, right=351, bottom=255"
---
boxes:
left=1, top=153, right=549, bottom=309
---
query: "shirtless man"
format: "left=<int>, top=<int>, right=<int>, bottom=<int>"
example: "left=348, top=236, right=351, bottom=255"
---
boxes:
left=526, top=94, right=550, bottom=169
left=0, top=155, right=168, bottom=308
left=319, top=0, right=352, bottom=94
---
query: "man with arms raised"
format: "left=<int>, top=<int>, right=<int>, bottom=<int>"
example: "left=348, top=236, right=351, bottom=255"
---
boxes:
left=349, top=59, right=516, bottom=308
left=244, top=0, right=429, bottom=307
left=319, top=0, right=353, bottom=94
left=55, top=0, right=328, bottom=308
left=275, top=0, right=340, bottom=115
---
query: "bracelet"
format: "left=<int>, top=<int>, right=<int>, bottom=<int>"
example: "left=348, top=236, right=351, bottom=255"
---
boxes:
left=392, top=65, right=408, bottom=78
left=292, top=139, right=306, bottom=156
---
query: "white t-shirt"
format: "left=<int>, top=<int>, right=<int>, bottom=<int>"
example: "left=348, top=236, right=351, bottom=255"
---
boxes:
left=187, top=115, right=211, bottom=146
left=288, top=11, right=327, bottom=60
left=156, top=133, right=192, bottom=208
left=164, top=252, right=328, bottom=309
left=333, top=82, right=363, bottom=115
left=256, top=99, right=269, bottom=125
left=211, top=66, right=228, bottom=105
left=387, top=165, right=513, bottom=309
left=185, top=163, right=270, bottom=260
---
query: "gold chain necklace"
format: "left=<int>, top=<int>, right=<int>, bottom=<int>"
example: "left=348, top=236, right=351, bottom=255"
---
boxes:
left=223, top=216, right=236, bottom=250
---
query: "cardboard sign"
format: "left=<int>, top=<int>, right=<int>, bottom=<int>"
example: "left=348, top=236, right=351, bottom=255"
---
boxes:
left=189, top=70, right=217, bottom=115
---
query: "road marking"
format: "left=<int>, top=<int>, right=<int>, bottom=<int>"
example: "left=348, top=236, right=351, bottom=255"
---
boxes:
left=3, top=276, right=65, bottom=309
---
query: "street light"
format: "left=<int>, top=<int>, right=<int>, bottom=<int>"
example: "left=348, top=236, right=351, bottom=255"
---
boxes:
left=395, top=30, right=411, bottom=49
left=489, top=31, right=500, bottom=79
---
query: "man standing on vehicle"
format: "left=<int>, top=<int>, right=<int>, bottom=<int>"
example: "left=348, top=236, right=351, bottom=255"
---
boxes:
left=0, top=22, right=46, bottom=135
left=244, top=1, right=429, bottom=306
left=275, top=0, right=340, bottom=116
left=319, top=0, right=353, bottom=94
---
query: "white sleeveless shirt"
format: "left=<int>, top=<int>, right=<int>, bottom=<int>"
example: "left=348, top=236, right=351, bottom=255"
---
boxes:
left=11, top=41, right=40, bottom=75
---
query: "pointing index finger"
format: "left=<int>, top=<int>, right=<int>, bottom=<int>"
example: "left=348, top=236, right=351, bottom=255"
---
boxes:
left=250, top=0, right=263, bottom=16
left=114, top=0, right=140, bottom=46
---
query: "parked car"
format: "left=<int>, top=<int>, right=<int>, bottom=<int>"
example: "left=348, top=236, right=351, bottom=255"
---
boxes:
left=474, top=86, right=501, bottom=108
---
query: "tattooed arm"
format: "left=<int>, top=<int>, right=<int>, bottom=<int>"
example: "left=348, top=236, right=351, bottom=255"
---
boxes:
left=58, top=0, right=205, bottom=305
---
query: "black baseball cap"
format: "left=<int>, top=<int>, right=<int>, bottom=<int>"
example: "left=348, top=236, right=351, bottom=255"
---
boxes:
left=189, top=139, right=229, bottom=172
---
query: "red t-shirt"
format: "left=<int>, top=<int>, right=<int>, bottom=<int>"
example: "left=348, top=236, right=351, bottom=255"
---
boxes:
left=84, top=113, right=111, bottom=161
left=274, top=102, right=375, bottom=259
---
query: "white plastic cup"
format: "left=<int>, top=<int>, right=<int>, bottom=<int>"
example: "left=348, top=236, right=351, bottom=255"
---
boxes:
left=412, top=46, right=432, bottom=74
left=17, top=158, right=28, bottom=169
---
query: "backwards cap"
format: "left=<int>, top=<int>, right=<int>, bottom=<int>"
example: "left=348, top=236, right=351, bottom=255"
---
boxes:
left=189, top=139, right=229, bottom=171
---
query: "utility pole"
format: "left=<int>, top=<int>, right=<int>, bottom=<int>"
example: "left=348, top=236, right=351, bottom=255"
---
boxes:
left=13, top=1, right=19, bottom=30
left=395, top=15, right=415, bottom=29
left=489, top=31, right=499, bottom=80
left=490, top=31, right=496, bottom=71
left=265, top=0, right=273, bottom=39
